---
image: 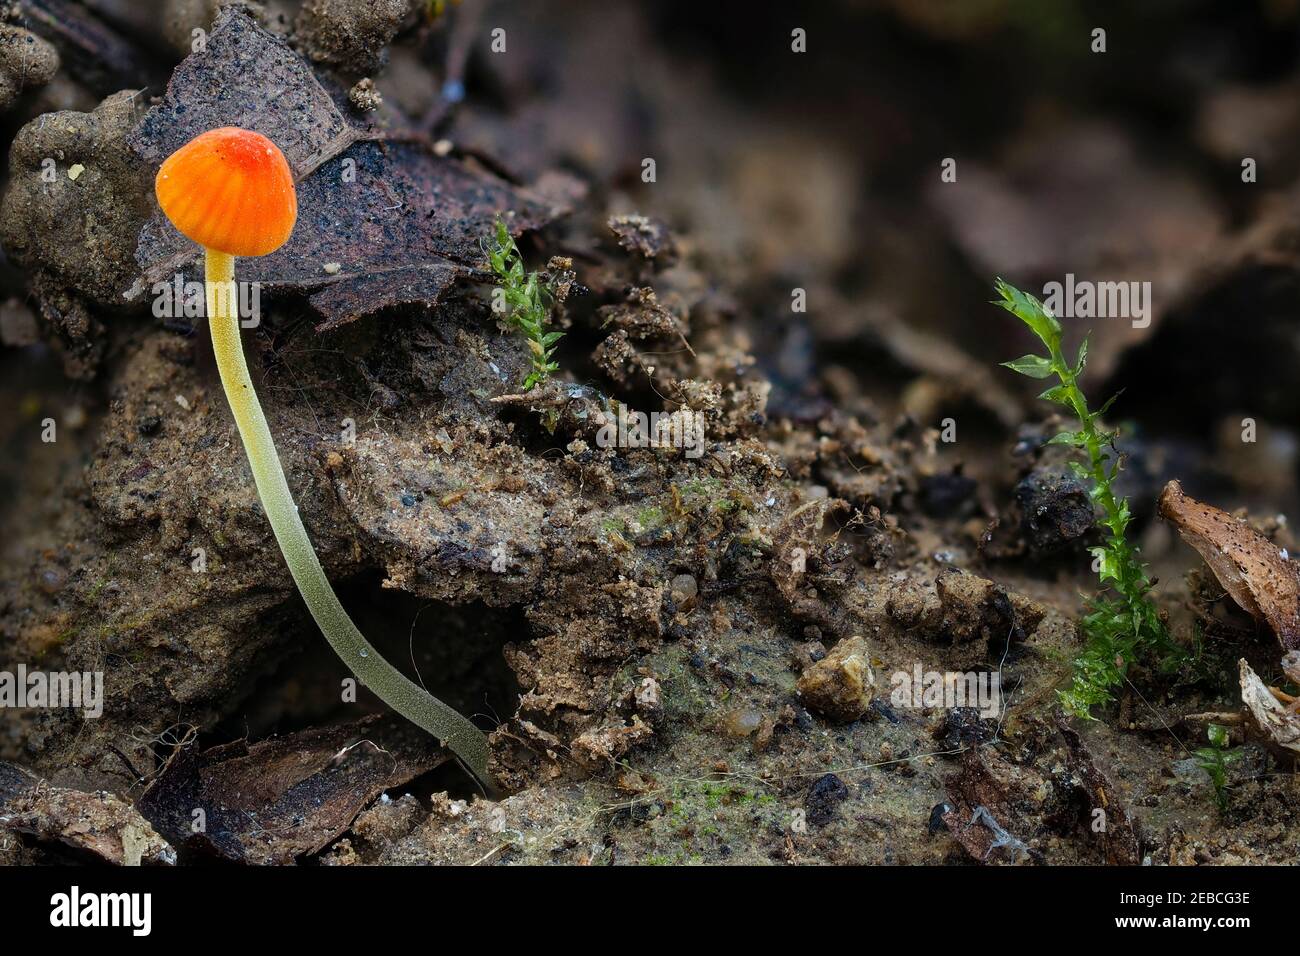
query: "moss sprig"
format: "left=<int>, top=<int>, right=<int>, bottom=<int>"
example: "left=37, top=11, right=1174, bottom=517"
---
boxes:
left=486, top=219, right=562, bottom=390
left=1194, top=724, right=1241, bottom=812
left=994, top=278, right=1171, bottom=719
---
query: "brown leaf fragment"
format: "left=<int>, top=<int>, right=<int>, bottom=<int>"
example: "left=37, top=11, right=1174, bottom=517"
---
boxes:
left=1158, top=479, right=1300, bottom=650
left=1239, top=658, right=1300, bottom=760
left=136, top=715, right=446, bottom=865
left=940, top=751, right=1031, bottom=864
left=0, top=762, right=174, bottom=865
left=126, top=6, right=561, bottom=328
left=128, top=6, right=352, bottom=176
left=1057, top=722, right=1140, bottom=865
left=307, top=258, right=463, bottom=332
left=150, top=141, right=546, bottom=329
left=127, top=5, right=357, bottom=294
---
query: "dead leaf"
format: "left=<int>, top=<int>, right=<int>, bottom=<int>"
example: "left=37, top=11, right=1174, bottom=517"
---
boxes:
left=1158, top=479, right=1300, bottom=649
left=940, top=750, right=1031, bottom=864
left=1239, top=658, right=1300, bottom=759
left=128, top=6, right=354, bottom=177
left=1058, top=722, right=1140, bottom=865
left=0, top=762, right=174, bottom=865
left=136, top=715, right=446, bottom=864
left=127, top=6, right=562, bottom=329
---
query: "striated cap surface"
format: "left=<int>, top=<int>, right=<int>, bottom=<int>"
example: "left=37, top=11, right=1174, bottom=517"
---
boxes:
left=155, top=127, right=296, bottom=257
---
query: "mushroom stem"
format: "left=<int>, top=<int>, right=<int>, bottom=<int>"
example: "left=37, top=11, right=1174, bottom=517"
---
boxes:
left=204, top=248, right=496, bottom=796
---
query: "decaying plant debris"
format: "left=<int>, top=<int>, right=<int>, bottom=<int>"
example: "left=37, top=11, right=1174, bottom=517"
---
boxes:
left=3, top=0, right=1300, bottom=867
left=1159, top=480, right=1300, bottom=651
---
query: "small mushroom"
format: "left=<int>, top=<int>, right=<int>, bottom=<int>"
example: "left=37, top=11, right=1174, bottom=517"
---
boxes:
left=154, top=128, right=495, bottom=796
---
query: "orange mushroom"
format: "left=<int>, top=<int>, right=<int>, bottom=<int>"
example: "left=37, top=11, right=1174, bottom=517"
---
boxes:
left=154, top=127, right=495, bottom=795
left=155, top=126, right=296, bottom=258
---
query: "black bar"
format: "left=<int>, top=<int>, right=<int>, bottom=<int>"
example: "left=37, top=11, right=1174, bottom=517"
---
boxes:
left=0, top=865, right=1274, bottom=941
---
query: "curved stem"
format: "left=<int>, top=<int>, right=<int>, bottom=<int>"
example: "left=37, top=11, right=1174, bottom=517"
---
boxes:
left=204, top=249, right=496, bottom=796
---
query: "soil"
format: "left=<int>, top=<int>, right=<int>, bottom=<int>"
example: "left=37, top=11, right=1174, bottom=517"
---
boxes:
left=2, top=0, right=1300, bottom=866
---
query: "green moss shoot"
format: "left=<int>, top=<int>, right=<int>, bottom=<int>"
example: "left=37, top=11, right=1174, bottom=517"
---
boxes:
left=994, top=278, right=1172, bottom=719
left=486, top=219, right=563, bottom=390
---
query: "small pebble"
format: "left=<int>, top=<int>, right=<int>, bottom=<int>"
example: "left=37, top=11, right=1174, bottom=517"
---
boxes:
left=38, top=568, right=65, bottom=594
left=723, top=707, right=762, bottom=737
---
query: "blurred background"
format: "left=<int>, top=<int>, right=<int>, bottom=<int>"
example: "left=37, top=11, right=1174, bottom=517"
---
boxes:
left=462, top=0, right=1300, bottom=529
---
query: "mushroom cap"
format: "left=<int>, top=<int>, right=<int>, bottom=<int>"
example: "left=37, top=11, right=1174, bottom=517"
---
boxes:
left=155, top=127, right=297, bottom=257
